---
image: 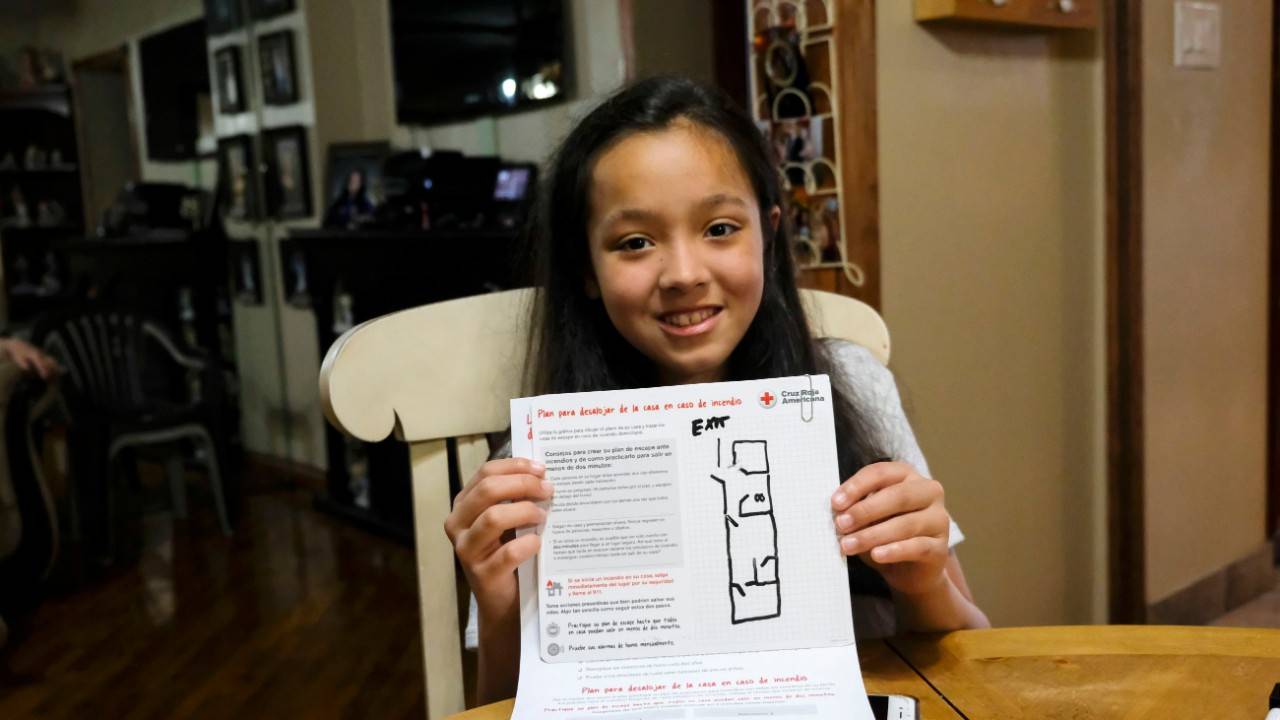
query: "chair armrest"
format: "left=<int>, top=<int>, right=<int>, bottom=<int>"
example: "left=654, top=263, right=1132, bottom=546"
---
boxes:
left=141, top=321, right=211, bottom=371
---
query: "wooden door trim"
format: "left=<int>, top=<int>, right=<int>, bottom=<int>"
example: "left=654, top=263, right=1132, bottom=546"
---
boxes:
left=1104, top=0, right=1147, bottom=623
left=1268, top=0, right=1280, bottom=541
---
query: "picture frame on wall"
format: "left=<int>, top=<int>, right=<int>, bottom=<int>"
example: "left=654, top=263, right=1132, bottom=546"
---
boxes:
left=263, top=125, right=312, bottom=219
left=204, top=0, right=244, bottom=36
left=248, top=0, right=295, bottom=21
left=258, top=30, right=299, bottom=105
left=213, top=46, right=246, bottom=114
left=218, top=135, right=260, bottom=222
left=323, top=141, right=389, bottom=229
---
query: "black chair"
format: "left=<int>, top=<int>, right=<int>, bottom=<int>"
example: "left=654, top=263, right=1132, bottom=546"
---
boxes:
left=33, top=310, right=233, bottom=563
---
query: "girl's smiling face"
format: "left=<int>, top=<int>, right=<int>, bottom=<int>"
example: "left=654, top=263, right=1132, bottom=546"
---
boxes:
left=586, top=121, right=773, bottom=385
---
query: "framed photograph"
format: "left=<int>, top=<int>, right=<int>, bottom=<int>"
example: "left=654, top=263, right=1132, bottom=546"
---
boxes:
left=248, top=0, right=295, bottom=21
left=262, top=125, right=312, bottom=219
left=258, top=30, right=299, bottom=105
left=230, top=240, right=263, bottom=305
left=218, top=135, right=260, bottom=221
left=204, top=0, right=244, bottom=36
left=323, top=141, right=389, bottom=229
left=213, top=46, right=246, bottom=114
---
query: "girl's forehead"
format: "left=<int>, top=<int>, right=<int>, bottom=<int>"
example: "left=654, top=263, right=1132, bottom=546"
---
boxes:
left=589, top=123, right=754, bottom=208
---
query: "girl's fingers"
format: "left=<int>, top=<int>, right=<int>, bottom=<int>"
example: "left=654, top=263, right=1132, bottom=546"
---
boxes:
left=447, top=471, right=552, bottom=536
left=476, top=531, right=542, bottom=579
left=838, top=508, right=945, bottom=557
left=837, top=476, right=942, bottom=532
left=456, top=457, right=545, bottom=502
left=867, top=536, right=946, bottom=565
left=454, top=501, right=547, bottom=562
left=831, top=461, right=911, bottom=511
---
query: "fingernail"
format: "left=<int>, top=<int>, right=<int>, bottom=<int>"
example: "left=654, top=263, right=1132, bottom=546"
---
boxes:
left=531, top=461, right=546, bottom=473
left=541, top=480, right=553, bottom=496
left=835, top=514, right=853, bottom=531
left=871, top=545, right=889, bottom=562
left=840, top=536, right=858, bottom=554
left=832, top=491, right=847, bottom=507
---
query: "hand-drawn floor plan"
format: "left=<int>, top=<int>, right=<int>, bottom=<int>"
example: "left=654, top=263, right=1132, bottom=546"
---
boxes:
left=711, top=439, right=781, bottom=624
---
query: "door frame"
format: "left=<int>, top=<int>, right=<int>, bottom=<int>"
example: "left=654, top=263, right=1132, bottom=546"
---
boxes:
left=70, top=45, right=141, bottom=231
left=1104, top=0, right=1147, bottom=624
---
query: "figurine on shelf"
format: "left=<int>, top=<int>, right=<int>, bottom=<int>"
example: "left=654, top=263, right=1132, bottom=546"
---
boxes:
left=5, top=186, right=30, bottom=228
left=36, top=199, right=66, bottom=227
left=37, top=251, right=61, bottom=296
left=23, top=145, right=47, bottom=171
left=286, top=249, right=310, bottom=308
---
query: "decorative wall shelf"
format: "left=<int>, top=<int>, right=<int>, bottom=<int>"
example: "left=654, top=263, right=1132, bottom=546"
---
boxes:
left=915, top=0, right=1098, bottom=30
left=748, top=0, right=881, bottom=307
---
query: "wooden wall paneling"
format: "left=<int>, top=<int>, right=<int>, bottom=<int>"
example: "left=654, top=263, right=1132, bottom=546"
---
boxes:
left=831, top=0, right=879, bottom=308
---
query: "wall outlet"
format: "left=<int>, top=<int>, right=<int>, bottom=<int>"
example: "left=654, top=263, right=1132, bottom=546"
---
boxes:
left=1174, top=0, right=1222, bottom=69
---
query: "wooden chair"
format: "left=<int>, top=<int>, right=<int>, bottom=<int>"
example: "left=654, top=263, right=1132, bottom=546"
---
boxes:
left=318, top=288, right=890, bottom=719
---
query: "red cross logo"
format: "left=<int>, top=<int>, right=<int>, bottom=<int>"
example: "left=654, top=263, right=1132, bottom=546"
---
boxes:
left=759, top=391, right=776, bottom=409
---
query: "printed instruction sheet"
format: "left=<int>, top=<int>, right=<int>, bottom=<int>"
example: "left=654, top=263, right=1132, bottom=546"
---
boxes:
left=508, top=375, right=875, bottom=719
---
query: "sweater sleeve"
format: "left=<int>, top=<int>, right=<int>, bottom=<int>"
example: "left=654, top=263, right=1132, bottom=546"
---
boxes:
left=824, top=339, right=965, bottom=548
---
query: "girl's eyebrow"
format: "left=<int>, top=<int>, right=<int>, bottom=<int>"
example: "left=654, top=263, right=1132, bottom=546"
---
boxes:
left=696, top=193, right=750, bottom=210
left=601, top=194, right=750, bottom=227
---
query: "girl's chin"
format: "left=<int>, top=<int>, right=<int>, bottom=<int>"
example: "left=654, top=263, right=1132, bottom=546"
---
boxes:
left=656, top=358, right=729, bottom=385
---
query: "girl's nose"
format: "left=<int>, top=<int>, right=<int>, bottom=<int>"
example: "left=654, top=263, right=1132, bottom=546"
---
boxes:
left=658, top=238, right=710, bottom=291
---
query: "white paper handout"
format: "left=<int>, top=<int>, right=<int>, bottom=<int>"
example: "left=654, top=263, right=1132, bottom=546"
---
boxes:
left=509, top=375, right=874, bottom=719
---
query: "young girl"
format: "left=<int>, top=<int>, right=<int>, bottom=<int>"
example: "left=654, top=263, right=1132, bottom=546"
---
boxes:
left=443, top=76, right=989, bottom=703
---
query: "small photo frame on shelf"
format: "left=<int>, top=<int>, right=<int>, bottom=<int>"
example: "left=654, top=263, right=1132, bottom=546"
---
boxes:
left=262, top=125, right=312, bottom=219
left=230, top=241, right=264, bottom=305
left=248, top=0, right=295, bottom=21
left=770, top=117, right=823, bottom=167
left=204, top=0, right=244, bottom=36
left=258, top=30, right=299, bottom=105
left=218, top=135, right=260, bottom=222
left=323, top=141, right=389, bottom=229
left=213, top=46, right=246, bottom=114
left=757, top=25, right=813, bottom=120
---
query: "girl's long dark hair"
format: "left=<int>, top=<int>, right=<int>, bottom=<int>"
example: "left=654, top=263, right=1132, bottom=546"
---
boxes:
left=523, top=76, right=884, bottom=482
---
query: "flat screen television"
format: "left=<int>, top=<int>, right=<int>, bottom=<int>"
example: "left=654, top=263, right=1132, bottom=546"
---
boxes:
left=389, top=0, right=570, bottom=126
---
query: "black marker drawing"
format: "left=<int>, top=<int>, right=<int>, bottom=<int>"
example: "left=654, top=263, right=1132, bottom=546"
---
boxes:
left=711, top=439, right=781, bottom=624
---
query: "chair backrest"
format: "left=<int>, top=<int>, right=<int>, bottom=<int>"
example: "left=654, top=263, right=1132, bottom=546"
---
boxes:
left=34, top=311, right=189, bottom=414
left=318, top=287, right=889, bottom=719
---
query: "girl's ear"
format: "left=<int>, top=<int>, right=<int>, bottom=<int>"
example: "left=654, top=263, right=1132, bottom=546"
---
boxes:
left=584, top=274, right=601, bottom=299
left=768, top=205, right=782, bottom=233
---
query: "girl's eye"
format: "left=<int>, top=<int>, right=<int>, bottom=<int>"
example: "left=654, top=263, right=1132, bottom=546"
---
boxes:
left=617, top=236, right=653, bottom=252
left=707, top=222, right=740, bottom=238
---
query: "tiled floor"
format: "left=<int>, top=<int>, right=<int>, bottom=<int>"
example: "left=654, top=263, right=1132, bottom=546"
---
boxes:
left=1210, top=570, right=1280, bottom=628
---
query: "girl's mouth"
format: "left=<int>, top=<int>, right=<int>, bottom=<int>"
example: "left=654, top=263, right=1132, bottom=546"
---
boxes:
left=657, top=307, right=722, bottom=336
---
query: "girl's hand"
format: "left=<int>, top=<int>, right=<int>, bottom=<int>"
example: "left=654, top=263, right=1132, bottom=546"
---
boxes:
left=443, top=457, right=553, bottom=621
left=0, top=338, right=59, bottom=380
left=831, top=460, right=950, bottom=597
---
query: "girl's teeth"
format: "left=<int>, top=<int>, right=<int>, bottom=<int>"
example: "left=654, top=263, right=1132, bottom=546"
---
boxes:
left=666, top=310, right=713, bottom=327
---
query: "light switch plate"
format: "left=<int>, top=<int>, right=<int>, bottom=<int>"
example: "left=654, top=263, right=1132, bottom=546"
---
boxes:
left=1174, top=0, right=1222, bottom=69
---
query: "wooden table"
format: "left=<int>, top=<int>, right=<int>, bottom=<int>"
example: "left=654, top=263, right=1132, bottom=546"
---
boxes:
left=447, top=639, right=960, bottom=718
left=892, top=625, right=1280, bottom=719
left=448, top=626, right=1280, bottom=719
